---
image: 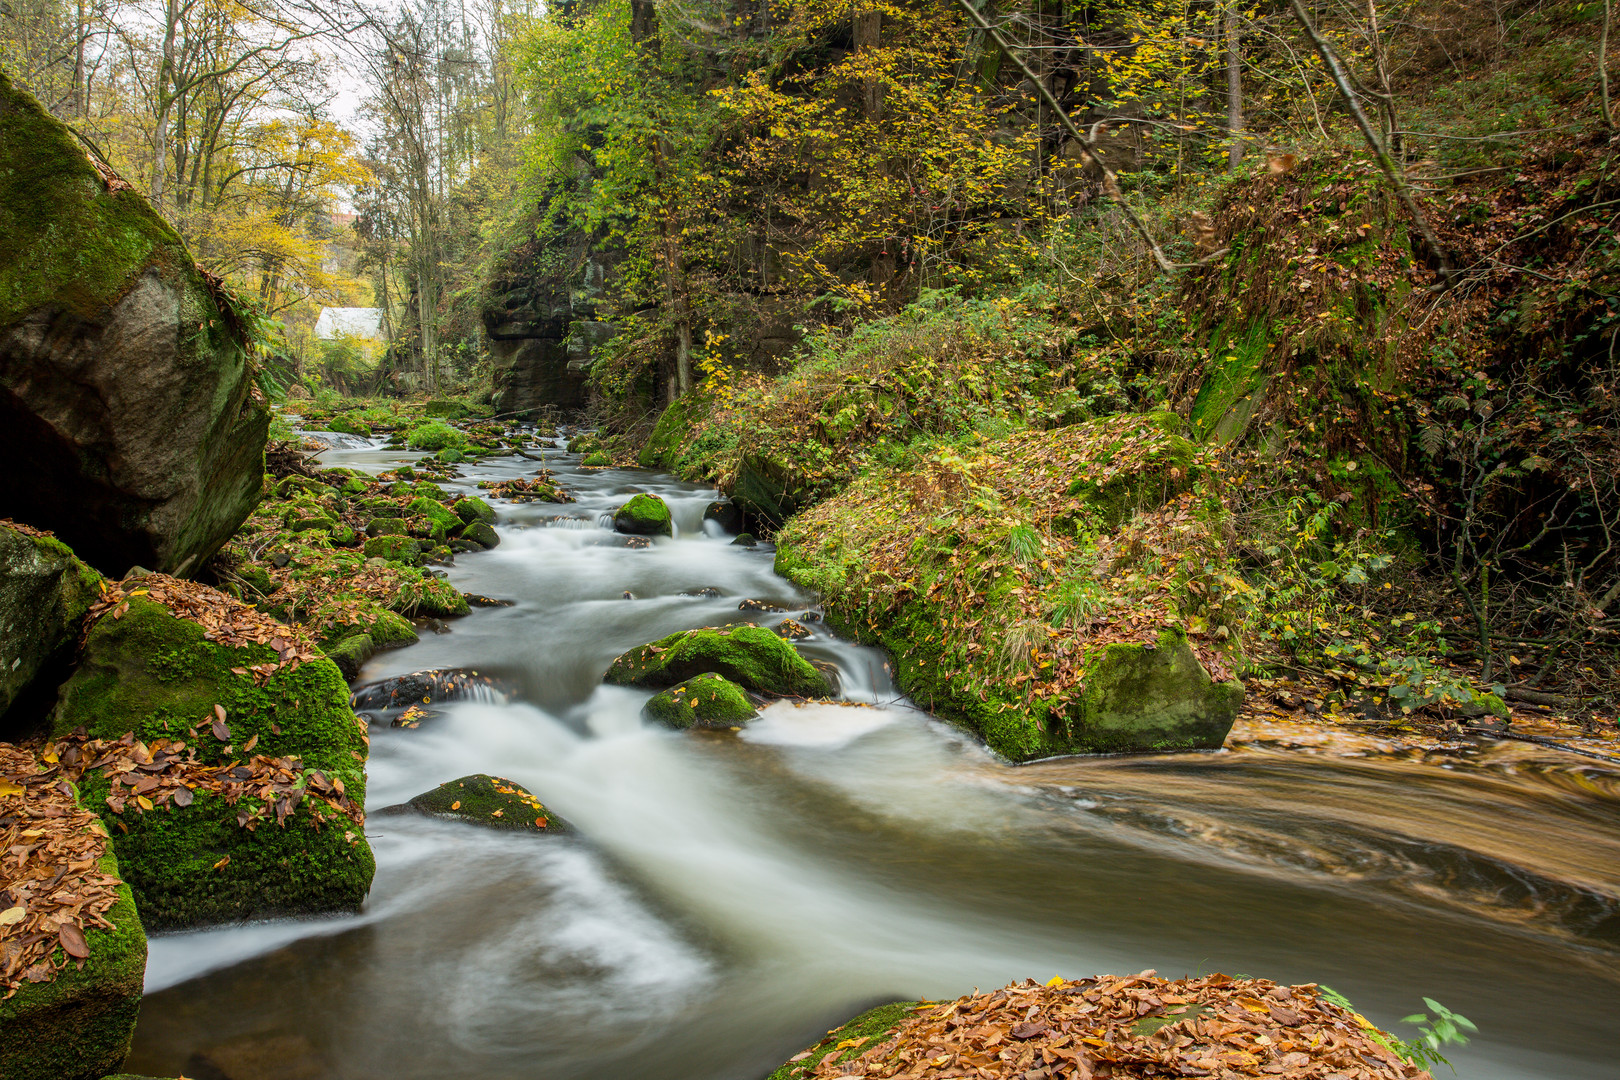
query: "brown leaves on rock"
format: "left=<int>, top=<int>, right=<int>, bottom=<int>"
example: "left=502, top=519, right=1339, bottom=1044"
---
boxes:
left=52, top=731, right=365, bottom=835
left=91, top=574, right=321, bottom=678
left=0, top=517, right=56, bottom=540
left=797, top=973, right=1430, bottom=1080
left=0, top=743, right=125, bottom=998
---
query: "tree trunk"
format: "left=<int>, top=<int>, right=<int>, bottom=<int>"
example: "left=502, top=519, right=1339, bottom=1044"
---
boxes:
left=1226, top=2, right=1244, bottom=168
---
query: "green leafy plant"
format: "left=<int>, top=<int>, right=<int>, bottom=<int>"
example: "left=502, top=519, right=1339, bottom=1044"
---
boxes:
left=1319, top=987, right=1477, bottom=1074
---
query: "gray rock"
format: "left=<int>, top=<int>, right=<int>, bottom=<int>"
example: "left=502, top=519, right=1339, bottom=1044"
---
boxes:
left=0, top=525, right=99, bottom=728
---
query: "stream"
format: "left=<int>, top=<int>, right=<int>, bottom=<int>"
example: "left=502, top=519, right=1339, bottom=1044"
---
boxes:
left=123, top=433, right=1620, bottom=1080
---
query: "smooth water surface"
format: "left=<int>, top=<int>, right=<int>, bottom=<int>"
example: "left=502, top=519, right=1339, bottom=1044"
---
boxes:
left=124, top=433, right=1620, bottom=1080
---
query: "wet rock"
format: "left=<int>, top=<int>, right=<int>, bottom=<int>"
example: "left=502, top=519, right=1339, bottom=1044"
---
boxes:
left=465, top=594, right=515, bottom=607
left=365, top=517, right=408, bottom=538
left=679, top=587, right=723, bottom=599
left=739, top=598, right=785, bottom=613
left=457, top=521, right=500, bottom=549
left=0, top=75, right=269, bottom=577
left=406, top=497, right=461, bottom=540
left=449, top=539, right=482, bottom=554
left=774, top=619, right=811, bottom=641
left=0, top=524, right=100, bottom=728
left=51, top=593, right=374, bottom=929
left=702, top=500, right=742, bottom=533
left=396, top=774, right=570, bottom=833
left=622, top=590, right=634, bottom=599
left=800, top=611, right=822, bottom=623
left=731, top=533, right=758, bottom=548
left=605, top=626, right=831, bottom=698
left=324, top=633, right=374, bottom=680
left=625, top=535, right=652, bottom=549
left=645, top=673, right=760, bottom=730
left=1067, top=630, right=1243, bottom=753
left=453, top=496, right=496, bottom=525
left=350, top=668, right=511, bottom=713
left=613, top=492, right=672, bottom=536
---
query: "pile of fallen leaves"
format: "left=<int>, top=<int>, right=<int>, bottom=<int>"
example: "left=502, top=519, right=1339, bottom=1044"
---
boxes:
left=0, top=744, right=125, bottom=997
left=477, top=471, right=575, bottom=503
left=92, top=574, right=321, bottom=680
left=0, top=517, right=55, bottom=540
left=794, top=973, right=1429, bottom=1080
left=53, top=731, right=365, bottom=835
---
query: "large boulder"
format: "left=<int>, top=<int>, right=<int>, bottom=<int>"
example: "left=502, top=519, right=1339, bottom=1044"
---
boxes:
left=0, top=74, right=269, bottom=577
left=1067, top=629, right=1242, bottom=753
left=605, top=626, right=831, bottom=698
left=0, top=524, right=100, bottom=729
left=51, top=582, right=374, bottom=929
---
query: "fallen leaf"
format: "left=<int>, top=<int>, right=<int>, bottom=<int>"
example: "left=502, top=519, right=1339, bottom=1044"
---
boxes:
left=0, top=906, right=25, bottom=926
left=58, top=924, right=89, bottom=959
left=212, top=855, right=231, bottom=870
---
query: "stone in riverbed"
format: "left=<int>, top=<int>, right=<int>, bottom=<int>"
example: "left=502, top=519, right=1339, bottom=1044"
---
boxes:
left=50, top=592, right=374, bottom=929
left=402, top=774, right=569, bottom=833
left=644, top=673, right=760, bottom=730
left=0, top=74, right=268, bottom=578
left=362, top=535, right=421, bottom=566
left=0, top=524, right=100, bottom=730
left=457, top=520, right=500, bottom=549
left=702, top=499, right=741, bottom=533
left=453, top=496, right=495, bottom=525
left=604, top=625, right=830, bottom=698
left=613, top=492, right=672, bottom=536
left=1067, top=629, right=1242, bottom=753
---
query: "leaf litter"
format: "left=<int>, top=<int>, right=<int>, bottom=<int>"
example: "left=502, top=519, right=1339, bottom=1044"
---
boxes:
left=791, top=973, right=1430, bottom=1080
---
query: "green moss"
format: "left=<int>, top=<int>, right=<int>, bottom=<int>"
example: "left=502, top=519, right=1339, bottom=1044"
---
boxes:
left=325, top=416, right=372, bottom=437
left=406, top=497, right=461, bottom=540
left=363, top=535, right=421, bottom=565
left=423, top=399, right=470, bottom=419
left=764, top=1001, right=920, bottom=1080
left=453, top=497, right=495, bottom=524
left=1189, top=319, right=1271, bottom=444
left=613, top=492, right=673, bottom=537
left=1070, top=628, right=1243, bottom=752
left=409, top=577, right=469, bottom=617
left=605, top=626, right=830, bottom=698
left=582, top=451, right=612, bottom=467
left=644, top=673, right=759, bottom=729
left=458, top=521, right=500, bottom=549
left=638, top=394, right=698, bottom=469
left=367, top=517, right=408, bottom=537
left=49, top=598, right=374, bottom=927
left=405, top=422, right=466, bottom=451
left=324, top=633, right=374, bottom=680
left=0, top=847, right=146, bottom=1080
left=405, top=774, right=569, bottom=833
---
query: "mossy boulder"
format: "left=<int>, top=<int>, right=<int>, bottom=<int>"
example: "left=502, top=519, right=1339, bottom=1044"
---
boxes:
left=582, top=450, right=612, bottom=467
left=325, top=416, right=371, bottom=437
left=401, top=773, right=569, bottom=833
left=637, top=393, right=699, bottom=469
left=764, top=1001, right=919, bottom=1080
left=0, top=74, right=269, bottom=577
left=453, top=497, right=495, bottom=525
left=406, top=497, right=461, bottom=540
left=0, top=525, right=100, bottom=729
left=423, top=399, right=470, bottom=419
left=364, top=535, right=421, bottom=566
left=405, top=422, right=465, bottom=451
left=457, top=521, right=500, bottom=549
left=605, top=626, right=830, bottom=698
left=409, top=578, right=470, bottom=617
left=1068, top=629, right=1242, bottom=752
left=366, top=516, right=408, bottom=538
left=613, top=493, right=673, bottom=537
left=731, top=453, right=811, bottom=533
left=644, top=673, right=759, bottom=730
left=324, top=633, right=374, bottom=680
left=51, top=597, right=374, bottom=928
left=0, top=849, right=146, bottom=1080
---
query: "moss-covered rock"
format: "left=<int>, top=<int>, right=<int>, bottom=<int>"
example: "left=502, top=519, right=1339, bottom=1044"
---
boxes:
left=405, top=422, right=466, bottom=451
left=51, top=597, right=374, bottom=928
left=644, top=673, right=760, bottom=730
left=453, top=497, right=495, bottom=525
left=458, top=521, right=500, bottom=549
left=764, top=1001, right=919, bottom=1080
left=613, top=493, right=673, bottom=537
left=364, top=535, right=421, bottom=565
left=1070, top=628, right=1243, bottom=752
left=0, top=525, right=100, bottom=729
left=582, top=450, right=612, bottom=467
left=366, top=516, right=408, bottom=537
left=0, top=850, right=146, bottom=1080
left=403, top=774, right=569, bottom=833
left=638, top=394, right=699, bottom=469
left=410, top=578, right=469, bottom=617
left=324, top=632, right=374, bottom=680
left=0, top=74, right=269, bottom=577
left=605, top=626, right=830, bottom=698
left=325, top=416, right=372, bottom=437
left=423, top=399, right=470, bottom=420
left=406, top=497, right=461, bottom=540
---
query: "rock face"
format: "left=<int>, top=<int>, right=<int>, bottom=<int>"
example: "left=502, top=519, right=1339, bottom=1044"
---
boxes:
left=613, top=492, right=673, bottom=536
left=0, top=74, right=269, bottom=577
left=644, top=673, right=760, bottom=730
left=0, top=525, right=100, bottom=728
left=605, top=626, right=831, bottom=698
left=52, top=594, right=375, bottom=929
left=1069, top=629, right=1242, bottom=753
left=0, top=847, right=147, bottom=1080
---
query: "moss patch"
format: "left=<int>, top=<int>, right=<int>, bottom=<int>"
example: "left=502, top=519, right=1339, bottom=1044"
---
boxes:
left=605, top=626, right=830, bottom=698
left=613, top=493, right=673, bottom=537
left=765, top=1001, right=920, bottom=1080
left=405, top=774, right=569, bottom=833
left=644, top=673, right=759, bottom=730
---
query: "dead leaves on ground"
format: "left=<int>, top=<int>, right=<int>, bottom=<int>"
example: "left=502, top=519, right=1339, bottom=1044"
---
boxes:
left=477, top=471, right=576, bottom=503
left=51, top=731, right=365, bottom=835
left=0, top=744, right=124, bottom=998
left=795, top=973, right=1429, bottom=1080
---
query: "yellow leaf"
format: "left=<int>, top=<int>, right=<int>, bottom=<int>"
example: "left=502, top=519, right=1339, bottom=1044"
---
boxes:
left=450, top=800, right=460, bottom=810
left=137, top=795, right=154, bottom=811
left=1045, top=975, right=1066, bottom=987
left=0, top=781, right=21, bottom=797
left=0, top=906, right=25, bottom=926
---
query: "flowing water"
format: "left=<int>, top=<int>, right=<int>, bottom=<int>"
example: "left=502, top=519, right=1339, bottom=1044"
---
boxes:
left=123, top=434, right=1620, bottom=1080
